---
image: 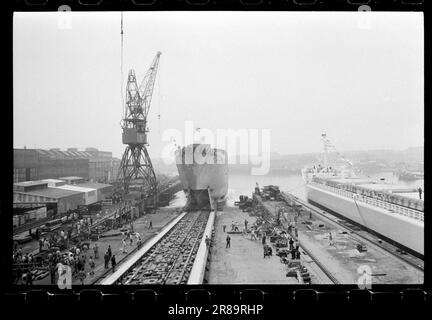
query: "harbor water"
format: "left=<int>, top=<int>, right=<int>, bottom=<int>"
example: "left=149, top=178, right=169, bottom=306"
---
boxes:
left=169, top=172, right=424, bottom=208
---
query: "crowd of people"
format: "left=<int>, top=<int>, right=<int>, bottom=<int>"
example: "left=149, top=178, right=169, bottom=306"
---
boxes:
left=12, top=248, right=37, bottom=285
left=222, top=216, right=302, bottom=261
left=12, top=202, right=138, bottom=285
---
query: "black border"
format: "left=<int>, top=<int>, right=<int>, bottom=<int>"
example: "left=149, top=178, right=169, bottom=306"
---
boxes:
left=2, top=0, right=430, bottom=311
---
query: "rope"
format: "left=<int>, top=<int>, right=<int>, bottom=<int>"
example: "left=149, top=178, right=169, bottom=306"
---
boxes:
left=120, top=12, right=125, bottom=124
left=157, top=58, right=161, bottom=135
left=352, top=195, right=369, bottom=230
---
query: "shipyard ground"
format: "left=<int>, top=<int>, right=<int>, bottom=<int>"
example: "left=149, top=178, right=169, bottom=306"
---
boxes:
left=14, top=201, right=127, bottom=256
left=207, top=206, right=298, bottom=284
left=31, top=207, right=182, bottom=285
left=77, top=190, right=423, bottom=285
left=256, top=194, right=423, bottom=284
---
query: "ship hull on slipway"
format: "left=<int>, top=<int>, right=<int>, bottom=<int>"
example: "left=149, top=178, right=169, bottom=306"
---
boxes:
left=175, top=144, right=228, bottom=211
left=305, top=183, right=424, bottom=256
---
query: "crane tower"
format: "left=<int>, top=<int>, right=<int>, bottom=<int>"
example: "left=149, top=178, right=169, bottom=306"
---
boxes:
left=117, top=52, right=161, bottom=195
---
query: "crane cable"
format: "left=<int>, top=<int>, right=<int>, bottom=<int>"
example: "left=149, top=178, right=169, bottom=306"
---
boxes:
left=157, top=58, right=161, bottom=135
left=120, top=12, right=125, bottom=126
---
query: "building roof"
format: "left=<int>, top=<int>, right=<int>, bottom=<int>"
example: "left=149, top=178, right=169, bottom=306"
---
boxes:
left=36, top=149, right=94, bottom=159
left=14, top=187, right=83, bottom=199
left=56, top=185, right=96, bottom=193
left=76, top=182, right=113, bottom=190
left=41, top=179, right=65, bottom=183
left=58, top=176, right=85, bottom=181
left=14, top=180, right=47, bottom=187
left=16, top=148, right=112, bottom=161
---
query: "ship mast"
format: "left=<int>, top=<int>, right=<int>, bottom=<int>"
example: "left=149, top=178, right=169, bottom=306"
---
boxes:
left=321, top=133, right=330, bottom=168
left=321, top=133, right=354, bottom=172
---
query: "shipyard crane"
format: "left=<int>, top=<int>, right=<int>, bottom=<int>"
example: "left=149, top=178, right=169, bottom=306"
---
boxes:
left=117, top=52, right=162, bottom=195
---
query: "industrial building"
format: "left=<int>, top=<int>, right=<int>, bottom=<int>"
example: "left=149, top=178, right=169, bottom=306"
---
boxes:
left=13, top=178, right=114, bottom=228
left=75, top=181, right=114, bottom=203
left=14, top=147, right=121, bottom=183
left=13, top=180, right=85, bottom=218
left=58, top=176, right=87, bottom=185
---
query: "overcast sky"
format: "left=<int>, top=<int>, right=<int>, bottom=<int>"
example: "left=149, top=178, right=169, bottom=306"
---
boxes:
left=13, top=12, right=423, bottom=159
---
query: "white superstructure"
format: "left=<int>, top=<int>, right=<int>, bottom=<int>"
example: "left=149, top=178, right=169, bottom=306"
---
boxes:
left=302, top=134, right=424, bottom=255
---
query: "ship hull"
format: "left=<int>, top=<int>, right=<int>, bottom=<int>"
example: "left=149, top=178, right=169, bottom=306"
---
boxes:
left=176, top=145, right=228, bottom=211
left=177, top=163, right=228, bottom=210
left=305, top=184, right=424, bottom=256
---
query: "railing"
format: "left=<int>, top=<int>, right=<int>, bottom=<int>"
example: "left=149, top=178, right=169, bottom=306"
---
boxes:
left=309, top=182, right=424, bottom=222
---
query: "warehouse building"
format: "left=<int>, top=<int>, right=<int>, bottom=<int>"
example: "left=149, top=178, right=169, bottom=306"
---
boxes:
left=55, top=184, right=98, bottom=205
left=58, top=176, right=87, bottom=185
left=13, top=178, right=114, bottom=218
left=13, top=181, right=85, bottom=216
left=13, top=205, right=48, bottom=228
left=76, top=181, right=114, bottom=202
left=14, top=147, right=121, bottom=183
left=41, top=178, right=66, bottom=187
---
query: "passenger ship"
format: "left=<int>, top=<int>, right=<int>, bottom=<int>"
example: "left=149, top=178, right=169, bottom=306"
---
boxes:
left=301, top=134, right=424, bottom=256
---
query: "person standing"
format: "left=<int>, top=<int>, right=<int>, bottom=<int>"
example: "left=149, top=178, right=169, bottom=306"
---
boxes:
left=329, top=232, right=333, bottom=246
left=107, top=245, right=112, bottom=260
left=93, top=244, right=99, bottom=259
left=262, top=233, right=266, bottom=245
left=135, top=232, right=141, bottom=247
left=291, top=248, right=296, bottom=260
left=418, top=187, right=423, bottom=200
left=104, top=252, right=109, bottom=269
left=78, top=268, right=86, bottom=285
left=122, top=238, right=127, bottom=253
left=111, top=255, right=117, bottom=273
left=26, top=271, right=33, bottom=285
left=226, top=235, right=231, bottom=248
left=88, top=256, right=95, bottom=276
left=289, top=237, right=294, bottom=251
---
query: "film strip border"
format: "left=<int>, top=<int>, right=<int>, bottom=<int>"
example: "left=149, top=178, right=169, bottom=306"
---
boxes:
left=11, top=0, right=427, bottom=11
left=4, top=288, right=431, bottom=304
left=5, top=0, right=429, bottom=308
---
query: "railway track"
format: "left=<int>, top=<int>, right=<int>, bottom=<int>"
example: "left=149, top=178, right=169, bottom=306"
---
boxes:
left=289, top=194, right=424, bottom=273
left=253, top=195, right=340, bottom=284
left=114, top=210, right=210, bottom=285
left=298, top=242, right=340, bottom=284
